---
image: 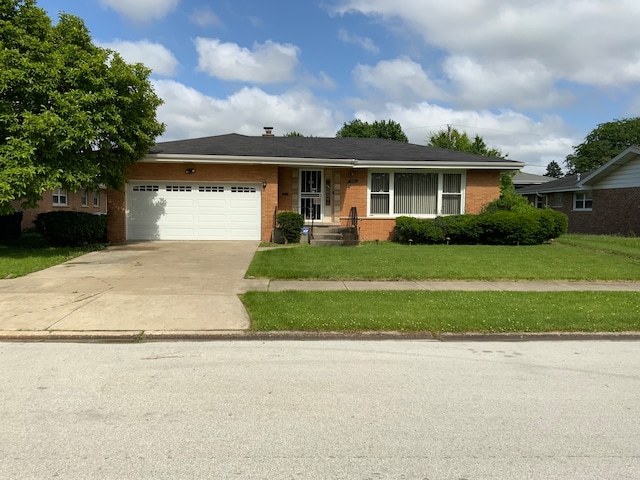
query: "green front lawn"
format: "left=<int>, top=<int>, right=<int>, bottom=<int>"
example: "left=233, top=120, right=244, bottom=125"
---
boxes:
left=247, top=238, right=640, bottom=281
left=244, top=235, right=640, bottom=333
left=0, top=233, right=103, bottom=278
left=242, top=291, right=640, bottom=333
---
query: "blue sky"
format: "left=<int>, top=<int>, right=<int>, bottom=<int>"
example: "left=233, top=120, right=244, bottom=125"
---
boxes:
left=41, top=0, right=640, bottom=174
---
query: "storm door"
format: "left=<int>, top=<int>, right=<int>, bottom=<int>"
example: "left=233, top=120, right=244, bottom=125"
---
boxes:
left=300, top=170, right=323, bottom=221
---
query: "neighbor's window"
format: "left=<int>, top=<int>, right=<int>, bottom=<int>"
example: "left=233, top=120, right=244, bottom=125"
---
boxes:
left=369, top=172, right=463, bottom=216
left=574, top=191, right=593, bottom=210
left=93, top=190, right=100, bottom=207
left=552, top=193, right=563, bottom=208
left=535, top=196, right=544, bottom=209
left=53, top=188, right=68, bottom=206
left=81, top=189, right=89, bottom=207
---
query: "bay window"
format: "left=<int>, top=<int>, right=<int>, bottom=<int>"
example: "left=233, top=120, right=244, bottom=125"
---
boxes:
left=368, top=171, right=464, bottom=216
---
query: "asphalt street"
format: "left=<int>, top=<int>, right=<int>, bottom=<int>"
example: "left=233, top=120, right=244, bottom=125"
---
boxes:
left=1, top=340, right=638, bottom=479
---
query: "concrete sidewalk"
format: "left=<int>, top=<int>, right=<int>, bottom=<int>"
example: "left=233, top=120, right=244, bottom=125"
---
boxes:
left=265, top=280, right=640, bottom=292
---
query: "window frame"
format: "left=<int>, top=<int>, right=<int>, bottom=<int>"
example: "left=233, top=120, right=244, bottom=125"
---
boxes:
left=93, top=190, right=100, bottom=207
left=52, top=188, right=68, bottom=207
left=367, top=170, right=466, bottom=218
left=81, top=189, right=89, bottom=207
left=573, top=191, right=593, bottom=211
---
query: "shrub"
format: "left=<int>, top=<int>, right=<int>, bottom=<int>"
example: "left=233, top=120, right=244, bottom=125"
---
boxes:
left=537, top=208, right=568, bottom=241
left=0, top=210, right=23, bottom=241
left=478, top=210, right=541, bottom=245
left=395, top=216, right=445, bottom=244
left=35, top=211, right=107, bottom=246
left=276, top=211, right=305, bottom=243
left=395, top=209, right=568, bottom=247
left=482, top=191, right=532, bottom=214
left=433, top=215, right=481, bottom=244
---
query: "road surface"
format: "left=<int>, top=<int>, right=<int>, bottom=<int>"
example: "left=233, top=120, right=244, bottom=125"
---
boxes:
left=1, top=340, right=638, bottom=479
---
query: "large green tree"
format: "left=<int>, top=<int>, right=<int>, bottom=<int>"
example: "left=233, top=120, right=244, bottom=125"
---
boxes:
left=565, top=117, right=640, bottom=174
left=544, top=160, right=564, bottom=178
left=0, top=0, right=165, bottom=214
left=427, top=127, right=504, bottom=157
left=336, top=119, right=408, bottom=142
left=429, top=127, right=519, bottom=205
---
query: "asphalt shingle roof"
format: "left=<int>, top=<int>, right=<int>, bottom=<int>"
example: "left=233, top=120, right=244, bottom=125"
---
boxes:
left=149, top=134, right=521, bottom=165
left=517, top=171, right=595, bottom=194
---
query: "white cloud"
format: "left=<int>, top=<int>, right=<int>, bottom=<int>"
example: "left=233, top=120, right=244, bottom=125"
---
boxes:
left=353, top=57, right=447, bottom=104
left=97, top=40, right=178, bottom=76
left=443, top=56, right=573, bottom=109
left=195, top=38, right=299, bottom=83
left=99, top=0, right=179, bottom=22
left=189, top=7, right=223, bottom=28
left=152, top=80, right=338, bottom=140
left=334, top=0, right=640, bottom=90
left=337, top=29, right=379, bottom=53
left=350, top=102, right=575, bottom=173
left=302, top=71, right=338, bottom=90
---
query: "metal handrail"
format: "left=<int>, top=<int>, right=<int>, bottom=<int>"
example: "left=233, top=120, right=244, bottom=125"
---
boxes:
left=348, top=207, right=359, bottom=240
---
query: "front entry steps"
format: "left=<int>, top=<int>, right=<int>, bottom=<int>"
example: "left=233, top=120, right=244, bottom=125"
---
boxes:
left=309, top=224, right=359, bottom=246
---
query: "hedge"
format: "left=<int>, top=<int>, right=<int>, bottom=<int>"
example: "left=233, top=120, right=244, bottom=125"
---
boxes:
left=394, top=209, right=568, bottom=245
left=35, top=211, right=107, bottom=246
left=275, top=211, right=305, bottom=243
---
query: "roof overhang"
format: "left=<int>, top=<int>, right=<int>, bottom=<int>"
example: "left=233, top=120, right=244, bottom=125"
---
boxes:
left=143, top=154, right=524, bottom=170
left=579, top=145, right=640, bottom=186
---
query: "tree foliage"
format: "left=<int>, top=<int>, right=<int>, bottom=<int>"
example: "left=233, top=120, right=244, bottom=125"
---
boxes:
left=0, top=0, right=165, bottom=214
left=544, top=161, right=564, bottom=178
left=565, top=117, right=640, bottom=174
left=427, top=127, right=504, bottom=157
left=336, top=119, right=408, bottom=142
left=283, top=131, right=305, bottom=137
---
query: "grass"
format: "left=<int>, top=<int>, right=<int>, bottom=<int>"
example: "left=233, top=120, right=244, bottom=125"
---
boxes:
left=556, top=234, right=640, bottom=259
left=246, top=239, right=640, bottom=281
left=241, top=290, right=640, bottom=333
left=0, top=233, right=103, bottom=278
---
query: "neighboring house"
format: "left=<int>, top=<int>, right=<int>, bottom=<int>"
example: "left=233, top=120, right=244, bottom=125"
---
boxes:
left=513, top=171, right=555, bottom=190
left=106, top=132, right=524, bottom=243
left=518, top=146, right=640, bottom=235
left=12, top=188, right=107, bottom=230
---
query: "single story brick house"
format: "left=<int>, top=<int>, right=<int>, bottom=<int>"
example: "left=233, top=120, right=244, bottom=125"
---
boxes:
left=518, top=146, right=640, bottom=235
left=12, top=188, right=107, bottom=230
left=106, top=132, right=524, bottom=243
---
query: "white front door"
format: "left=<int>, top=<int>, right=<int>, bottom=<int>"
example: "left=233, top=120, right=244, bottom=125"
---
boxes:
left=300, top=170, right=322, bottom=221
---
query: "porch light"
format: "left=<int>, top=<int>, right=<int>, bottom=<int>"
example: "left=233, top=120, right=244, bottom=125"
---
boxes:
left=262, top=181, right=267, bottom=189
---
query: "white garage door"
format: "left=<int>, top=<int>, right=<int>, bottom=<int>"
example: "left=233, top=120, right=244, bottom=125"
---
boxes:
left=126, top=182, right=261, bottom=240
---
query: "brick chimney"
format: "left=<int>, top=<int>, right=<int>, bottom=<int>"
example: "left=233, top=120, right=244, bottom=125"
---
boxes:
left=262, top=126, right=274, bottom=137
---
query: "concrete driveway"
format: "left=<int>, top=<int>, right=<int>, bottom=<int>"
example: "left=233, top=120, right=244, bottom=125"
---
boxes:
left=0, top=242, right=268, bottom=334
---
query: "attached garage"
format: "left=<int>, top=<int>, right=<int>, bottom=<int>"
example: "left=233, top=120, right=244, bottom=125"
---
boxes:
left=126, top=182, right=261, bottom=240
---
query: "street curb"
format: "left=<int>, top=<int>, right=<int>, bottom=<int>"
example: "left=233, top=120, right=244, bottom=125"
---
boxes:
left=1, top=330, right=640, bottom=343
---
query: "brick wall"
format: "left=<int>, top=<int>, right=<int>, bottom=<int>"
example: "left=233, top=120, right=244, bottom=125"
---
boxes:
left=339, top=169, right=368, bottom=219
left=466, top=170, right=500, bottom=214
left=525, top=187, right=640, bottom=235
left=110, top=162, right=278, bottom=242
left=12, top=189, right=107, bottom=230
left=565, top=188, right=640, bottom=235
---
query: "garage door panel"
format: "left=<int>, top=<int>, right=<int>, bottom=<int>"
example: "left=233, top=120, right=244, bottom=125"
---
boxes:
left=127, top=182, right=261, bottom=240
left=196, top=198, right=227, bottom=208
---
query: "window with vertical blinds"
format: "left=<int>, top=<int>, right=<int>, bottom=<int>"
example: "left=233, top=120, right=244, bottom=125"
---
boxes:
left=368, top=172, right=463, bottom=216
left=370, top=173, right=390, bottom=214
left=394, top=173, right=438, bottom=215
